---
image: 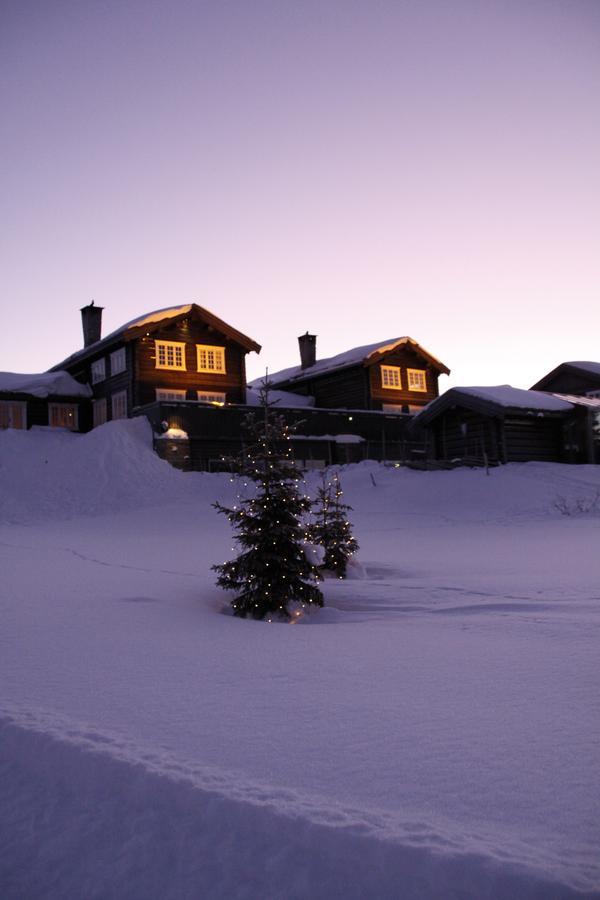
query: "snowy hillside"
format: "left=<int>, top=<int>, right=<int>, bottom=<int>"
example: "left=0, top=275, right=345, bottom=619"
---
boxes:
left=1, top=423, right=599, bottom=899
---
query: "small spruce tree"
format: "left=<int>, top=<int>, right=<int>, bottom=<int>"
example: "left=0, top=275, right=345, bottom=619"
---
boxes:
left=213, top=385, right=324, bottom=620
left=311, top=471, right=359, bottom=578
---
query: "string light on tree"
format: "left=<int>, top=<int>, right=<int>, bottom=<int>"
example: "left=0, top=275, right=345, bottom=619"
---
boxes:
left=310, top=470, right=359, bottom=578
left=212, top=379, right=323, bottom=620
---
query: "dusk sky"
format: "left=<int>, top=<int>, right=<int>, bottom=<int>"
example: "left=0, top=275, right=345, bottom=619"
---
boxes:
left=2, top=0, right=599, bottom=389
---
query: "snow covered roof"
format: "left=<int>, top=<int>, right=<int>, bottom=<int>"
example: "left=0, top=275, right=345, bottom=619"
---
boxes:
left=50, top=303, right=261, bottom=370
left=530, top=361, right=600, bottom=391
left=245, top=386, right=315, bottom=409
left=0, top=371, right=92, bottom=399
left=413, top=385, right=574, bottom=425
left=552, top=393, right=600, bottom=409
left=256, top=337, right=450, bottom=388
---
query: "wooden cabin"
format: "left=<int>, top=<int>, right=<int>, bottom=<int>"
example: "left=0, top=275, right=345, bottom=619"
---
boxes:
left=49, top=303, right=261, bottom=428
left=0, top=371, right=92, bottom=432
left=531, top=361, right=600, bottom=397
left=412, top=385, right=577, bottom=466
left=263, top=334, right=450, bottom=413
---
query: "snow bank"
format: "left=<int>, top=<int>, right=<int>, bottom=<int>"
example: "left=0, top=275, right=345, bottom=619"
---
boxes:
left=0, top=418, right=186, bottom=524
left=2, top=712, right=592, bottom=900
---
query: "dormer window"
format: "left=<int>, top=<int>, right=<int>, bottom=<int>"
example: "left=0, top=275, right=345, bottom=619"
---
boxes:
left=407, top=368, right=427, bottom=392
left=156, top=340, right=186, bottom=370
left=381, top=365, right=402, bottom=389
left=197, top=345, right=226, bottom=373
left=91, top=358, right=106, bottom=383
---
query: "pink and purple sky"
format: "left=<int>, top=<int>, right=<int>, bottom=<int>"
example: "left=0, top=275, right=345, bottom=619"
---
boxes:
left=2, top=0, right=599, bottom=389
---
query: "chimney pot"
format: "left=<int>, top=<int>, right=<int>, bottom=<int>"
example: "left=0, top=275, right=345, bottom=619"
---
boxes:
left=298, top=332, right=317, bottom=369
left=80, top=302, right=104, bottom=347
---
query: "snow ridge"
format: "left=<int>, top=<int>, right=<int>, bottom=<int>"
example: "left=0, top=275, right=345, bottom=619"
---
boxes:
left=1, top=703, right=596, bottom=900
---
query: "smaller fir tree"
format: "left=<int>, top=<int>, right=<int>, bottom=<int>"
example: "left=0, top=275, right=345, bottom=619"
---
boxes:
left=213, top=385, right=324, bottom=620
left=311, top=471, right=359, bottom=578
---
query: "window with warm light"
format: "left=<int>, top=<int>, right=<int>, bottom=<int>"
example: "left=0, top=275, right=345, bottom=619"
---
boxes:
left=111, top=390, right=127, bottom=420
left=93, top=398, right=107, bottom=427
left=155, top=340, right=186, bottom=370
left=49, top=403, right=78, bottom=430
left=91, top=358, right=106, bottom=383
left=197, top=391, right=226, bottom=405
left=196, top=345, right=226, bottom=373
left=407, top=368, right=427, bottom=391
left=0, top=400, right=26, bottom=429
left=156, top=388, right=187, bottom=401
left=381, top=365, right=402, bottom=389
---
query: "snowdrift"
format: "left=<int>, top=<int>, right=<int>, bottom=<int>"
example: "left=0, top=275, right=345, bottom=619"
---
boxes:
left=1, top=421, right=600, bottom=898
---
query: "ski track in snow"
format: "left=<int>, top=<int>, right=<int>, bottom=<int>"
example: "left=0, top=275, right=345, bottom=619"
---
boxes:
left=1, top=702, right=598, bottom=900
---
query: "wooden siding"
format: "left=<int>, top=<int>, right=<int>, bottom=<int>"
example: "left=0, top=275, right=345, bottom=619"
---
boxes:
left=133, top=319, right=247, bottom=407
left=504, top=417, right=563, bottom=462
left=534, top=370, right=600, bottom=396
left=433, top=409, right=502, bottom=463
left=299, top=366, right=370, bottom=409
left=0, top=394, right=90, bottom=432
left=369, top=347, right=439, bottom=410
left=430, top=407, right=565, bottom=464
left=83, top=343, right=134, bottom=420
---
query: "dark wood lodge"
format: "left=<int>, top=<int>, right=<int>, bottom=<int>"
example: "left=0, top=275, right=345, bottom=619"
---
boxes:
left=0, top=371, right=92, bottom=432
left=264, top=334, right=450, bottom=413
left=531, top=361, right=600, bottom=397
left=49, top=303, right=261, bottom=430
left=412, top=385, right=600, bottom=466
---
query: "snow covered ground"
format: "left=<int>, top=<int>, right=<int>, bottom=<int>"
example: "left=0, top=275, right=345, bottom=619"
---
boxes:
left=1, top=420, right=599, bottom=899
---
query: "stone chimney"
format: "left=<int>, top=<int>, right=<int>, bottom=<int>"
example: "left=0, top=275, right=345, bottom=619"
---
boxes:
left=298, top=332, right=317, bottom=369
left=80, top=301, right=104, bottom=347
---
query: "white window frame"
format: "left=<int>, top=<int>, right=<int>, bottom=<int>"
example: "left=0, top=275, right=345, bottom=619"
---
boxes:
left=381, top=403, right=406, bottom=414
left=110, top=347, right=126, bottom=376
left=91, top=358, right=106, bottom=384
left=49, top=403, right=79, bottom=430
left=155, top=340, right=186, bottom=371
left=0, top=400, right=27, bottom=429
left=111, top=390, right=128, bottom=420
left=381, top=365, right=402, bottom=390
left=93, top=397, right=107, bottom=428
left=407, top=368, right=427, bottom=392
left=196, top=344, right=226, bottom=374
left=156, top=389, right=187, bottom=402
left=197, top=391, right=226, bottom=405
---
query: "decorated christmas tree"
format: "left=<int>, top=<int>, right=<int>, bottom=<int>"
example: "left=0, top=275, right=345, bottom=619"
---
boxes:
left=213, top=384, right=324, bottom=620
left=311, top=471, right=359, bottom=578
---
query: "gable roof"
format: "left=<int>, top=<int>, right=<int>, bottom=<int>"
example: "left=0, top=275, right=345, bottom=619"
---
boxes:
left=50, top=304, right=261, bottom=371
left=413, top=385, right=574, bottom=425
left=256, top=337, right=450, bottom=388
left=531, top=361, right=600, bottom=391
left=0, top=371, right=92, bottom=399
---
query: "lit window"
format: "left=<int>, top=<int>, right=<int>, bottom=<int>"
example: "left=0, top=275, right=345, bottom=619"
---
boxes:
left=381, top=365, right=402, bottom=389
left=111, top=390, right=128, bottom=420
left=0, top=400, right=26, bottom=429
left=407, top=369, right=427, bottom=392
left=49, top=403, right=78, bottom=430
left=110, top=348, right=126, bottom=375
left=155, top=341, right=186, bottom=370
left=196, top=345, right=226, bottom=373
left=197, top=392, right=226, bottom=405
left=156, top=389, right=187, bottom=401
left=93, top=398, right=107, bottom=427
left=91, top=358, right=106, bottom=383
